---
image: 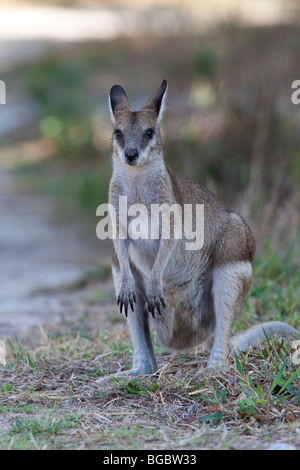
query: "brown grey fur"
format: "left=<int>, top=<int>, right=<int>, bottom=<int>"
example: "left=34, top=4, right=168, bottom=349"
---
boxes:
left=107, top=80, right=297, bottom=376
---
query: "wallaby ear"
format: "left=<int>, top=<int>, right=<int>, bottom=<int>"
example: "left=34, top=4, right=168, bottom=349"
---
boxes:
left=109, top=85, right=131, bottom=123
left=144, top=79, right=168, bottom=122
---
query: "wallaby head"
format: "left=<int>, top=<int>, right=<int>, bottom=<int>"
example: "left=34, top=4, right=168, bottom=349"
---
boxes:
left=109, top=80, right=168, bottom=166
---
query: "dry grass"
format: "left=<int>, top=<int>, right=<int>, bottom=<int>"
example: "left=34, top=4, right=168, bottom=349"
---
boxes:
left=0, top=311, right=299, bottom=450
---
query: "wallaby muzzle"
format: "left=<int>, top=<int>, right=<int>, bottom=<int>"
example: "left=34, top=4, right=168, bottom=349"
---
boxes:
left=125, top=148, right=139, bottom=165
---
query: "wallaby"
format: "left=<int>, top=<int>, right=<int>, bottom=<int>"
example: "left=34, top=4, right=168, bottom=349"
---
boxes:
left=107, top=79, right=297, bottom=377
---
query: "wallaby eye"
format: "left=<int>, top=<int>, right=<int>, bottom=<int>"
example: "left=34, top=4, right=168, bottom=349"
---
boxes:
left=114, top=129, right=122, bottom=138
left=145, top=128, right=154, bottom=139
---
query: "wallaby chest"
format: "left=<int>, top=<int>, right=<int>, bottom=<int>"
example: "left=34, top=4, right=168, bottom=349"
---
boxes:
left=111, top=167, right=163, bottom=271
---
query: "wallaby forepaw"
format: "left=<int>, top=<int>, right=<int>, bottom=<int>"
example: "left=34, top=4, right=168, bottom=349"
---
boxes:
left=146, top=290, right=166, bottom=318
left=117, top=288, right=136, bottom=317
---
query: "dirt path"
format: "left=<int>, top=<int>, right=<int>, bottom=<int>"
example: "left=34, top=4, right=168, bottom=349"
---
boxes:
left=0, top=2, right=296, bottom=44
left=0, top=169, right=113, bottom=341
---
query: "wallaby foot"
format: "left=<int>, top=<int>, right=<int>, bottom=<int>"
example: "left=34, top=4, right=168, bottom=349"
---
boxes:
left=116, top=367, right=156, bottom=377
left=192, top=362, right=225, bottom=382
left=95, top=367, right=156, bottom=387
left=204, top=361, right=227, bottom=376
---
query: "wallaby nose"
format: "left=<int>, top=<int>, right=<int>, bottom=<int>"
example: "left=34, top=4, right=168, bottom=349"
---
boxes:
left=125, top=148, right=139, bottom=164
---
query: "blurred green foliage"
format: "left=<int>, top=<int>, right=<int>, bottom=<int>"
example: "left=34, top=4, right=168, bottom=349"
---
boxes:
left=25, top=55, right=96, bottom=158
left=191, top=48, right=219, bottom=78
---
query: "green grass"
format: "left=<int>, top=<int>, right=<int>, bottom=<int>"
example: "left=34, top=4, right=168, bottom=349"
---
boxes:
left=10, top=414, right=79, bottom=437
left=0, top=403, right=36, bottom=415
left=0, top=413, right=80, bottom=450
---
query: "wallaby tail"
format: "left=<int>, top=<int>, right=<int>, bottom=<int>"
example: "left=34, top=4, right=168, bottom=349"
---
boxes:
left=231, top=321, right=298, bottom=356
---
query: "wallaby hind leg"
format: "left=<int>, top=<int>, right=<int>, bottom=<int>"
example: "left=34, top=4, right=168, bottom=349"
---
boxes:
left=207, top=261, right=252, bottom=370
left=112, top=262, right=157, bottom=376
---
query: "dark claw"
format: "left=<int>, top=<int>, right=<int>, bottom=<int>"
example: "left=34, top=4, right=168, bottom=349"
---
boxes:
left=146, top=294, right=166, bottom=315
left=146, top=295, right=165, bottom=318
left=118, top=294, right=124, bottom=314
left=146, top=297, right=154, bottom=317
left=150, top=305, right=155, bottom=318
left=117, top=291, right=136, bottom=316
